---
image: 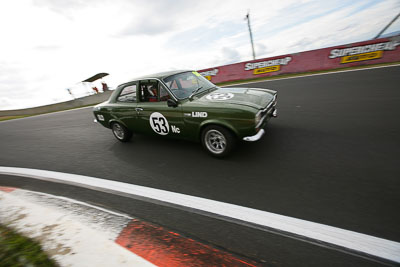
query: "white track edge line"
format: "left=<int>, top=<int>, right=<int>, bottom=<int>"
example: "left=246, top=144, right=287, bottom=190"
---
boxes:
left=1, top=166, right=399, bottom=263
left=14, top=189, right=133, bottom=219
left=0, top=188, right=155, bottom=267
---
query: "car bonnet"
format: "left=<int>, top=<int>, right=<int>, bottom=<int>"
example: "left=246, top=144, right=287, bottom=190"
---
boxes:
left=196, top=87, right=276, bottom=109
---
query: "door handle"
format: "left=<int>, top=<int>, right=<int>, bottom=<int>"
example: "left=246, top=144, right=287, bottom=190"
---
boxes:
left=135, top=107, right=143, bottom=112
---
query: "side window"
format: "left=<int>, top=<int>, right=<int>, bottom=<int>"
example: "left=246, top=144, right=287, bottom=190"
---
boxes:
left=139, top=82, right=158, bottom=102
left=139, top=80, right=172, bottom=102
left=159, top=85, right=171, bottom=102
left=117, top=85, right=137, bottom=103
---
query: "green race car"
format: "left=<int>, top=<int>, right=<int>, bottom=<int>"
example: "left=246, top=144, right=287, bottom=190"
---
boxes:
left=93, top=70, right=277, bottom=157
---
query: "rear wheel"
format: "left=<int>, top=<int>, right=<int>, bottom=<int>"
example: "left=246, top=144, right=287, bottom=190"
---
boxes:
left=111, top=122, right=132, bottom=142
left=201, top=125, right=236, bottom=157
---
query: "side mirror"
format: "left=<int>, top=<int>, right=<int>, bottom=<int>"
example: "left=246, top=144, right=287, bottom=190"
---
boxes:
left=167, top=99, right=178, bottom=108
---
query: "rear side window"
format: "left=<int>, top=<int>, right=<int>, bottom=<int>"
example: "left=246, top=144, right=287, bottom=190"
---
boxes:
left=117, top=85, right=137, bottom=103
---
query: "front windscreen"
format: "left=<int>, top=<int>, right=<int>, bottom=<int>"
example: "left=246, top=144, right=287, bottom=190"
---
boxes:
left=163, top=71, right=216, bottom=100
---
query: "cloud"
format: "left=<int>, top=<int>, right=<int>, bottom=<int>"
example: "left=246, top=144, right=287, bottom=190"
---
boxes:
left=32, top=0, right=96, bottom=16
left=222, top=47, right=241, bottom=63
left=0, top=97, right=13, bottom=109
left=117, top=0, right=194, bottom=36
left=120, top=17, right=177, bottom=36
left=210, top=47, right=242, bottom=66
left=0, top=61, right=78, bottom=110
left=34, top=45, right=61, bottom=51
left=255, top=43, right=269, bottom=57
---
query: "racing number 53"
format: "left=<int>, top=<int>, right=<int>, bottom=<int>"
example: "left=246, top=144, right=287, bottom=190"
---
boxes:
left=152, top=117, right=168, bottom=134
left=149, top=112, right=170, bottom=135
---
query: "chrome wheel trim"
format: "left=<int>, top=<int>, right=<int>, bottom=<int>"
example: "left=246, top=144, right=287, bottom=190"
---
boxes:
left=113, top=123, right=125, bottom=140
left=205, top=129, right=226, bottom=154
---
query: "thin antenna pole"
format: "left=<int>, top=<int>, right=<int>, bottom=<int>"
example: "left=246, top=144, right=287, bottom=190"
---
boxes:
left=374, top=11, right=400, bottom=39
left=245, top=11, right=256, bottom=60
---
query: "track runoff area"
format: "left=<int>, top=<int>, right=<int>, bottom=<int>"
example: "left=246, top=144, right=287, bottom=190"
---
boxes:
left=1, top=65, right=399, bottom=266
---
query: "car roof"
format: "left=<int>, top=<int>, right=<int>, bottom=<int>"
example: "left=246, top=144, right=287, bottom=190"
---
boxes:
left=128, top=70, right=192, bottom=82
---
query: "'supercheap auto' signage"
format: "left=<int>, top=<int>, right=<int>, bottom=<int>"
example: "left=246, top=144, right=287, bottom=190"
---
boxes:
left=199, top=69, right=219, bottom=81
left=245, top=56, right=292, bottom=75
left=329, top=40, right=399, bottom=64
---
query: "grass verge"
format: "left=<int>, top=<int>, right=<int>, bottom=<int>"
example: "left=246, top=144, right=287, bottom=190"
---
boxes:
left=0, top=115, right=30, bottom=122
left=0, top=224, right=58, bottom=267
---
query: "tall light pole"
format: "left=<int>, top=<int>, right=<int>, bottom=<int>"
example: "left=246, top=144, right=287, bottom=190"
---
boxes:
left=374, top=11, right=400, bottom=39
left=245, top=11, right=256, bottom=60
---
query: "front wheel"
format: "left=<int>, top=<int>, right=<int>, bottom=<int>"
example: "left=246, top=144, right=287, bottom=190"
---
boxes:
left=201, top=125, right=236, bottom=157
left=111, top=122, right=132, bottom=142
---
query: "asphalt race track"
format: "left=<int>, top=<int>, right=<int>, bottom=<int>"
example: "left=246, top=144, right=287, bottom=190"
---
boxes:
left=1, top=66, right=399, bottom=266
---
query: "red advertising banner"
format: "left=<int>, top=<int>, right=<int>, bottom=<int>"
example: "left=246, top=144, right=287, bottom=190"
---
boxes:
left=198, top=35, right=400, bottom=84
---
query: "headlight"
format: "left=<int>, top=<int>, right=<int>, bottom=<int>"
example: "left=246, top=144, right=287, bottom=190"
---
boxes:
left=97, top=114, right=105, bottom=121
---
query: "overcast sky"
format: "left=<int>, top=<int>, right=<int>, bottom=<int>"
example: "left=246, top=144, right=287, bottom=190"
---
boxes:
left=1, top=0, right=399, bottom=110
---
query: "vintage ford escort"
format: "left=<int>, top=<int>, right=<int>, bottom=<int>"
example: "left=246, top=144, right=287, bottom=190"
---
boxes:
left=93, top=70, right=277, bottom=157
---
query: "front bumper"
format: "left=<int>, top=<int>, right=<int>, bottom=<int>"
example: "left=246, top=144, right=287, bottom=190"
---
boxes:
left=243, top=104, right=277, bottom=142
left=243, top=129, right=265, bottom=142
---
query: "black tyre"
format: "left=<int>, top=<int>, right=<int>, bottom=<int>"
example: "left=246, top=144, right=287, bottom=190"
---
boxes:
left=111, top=122, right=132, bottom=142
left=201, top=125, right=236, bottom=157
